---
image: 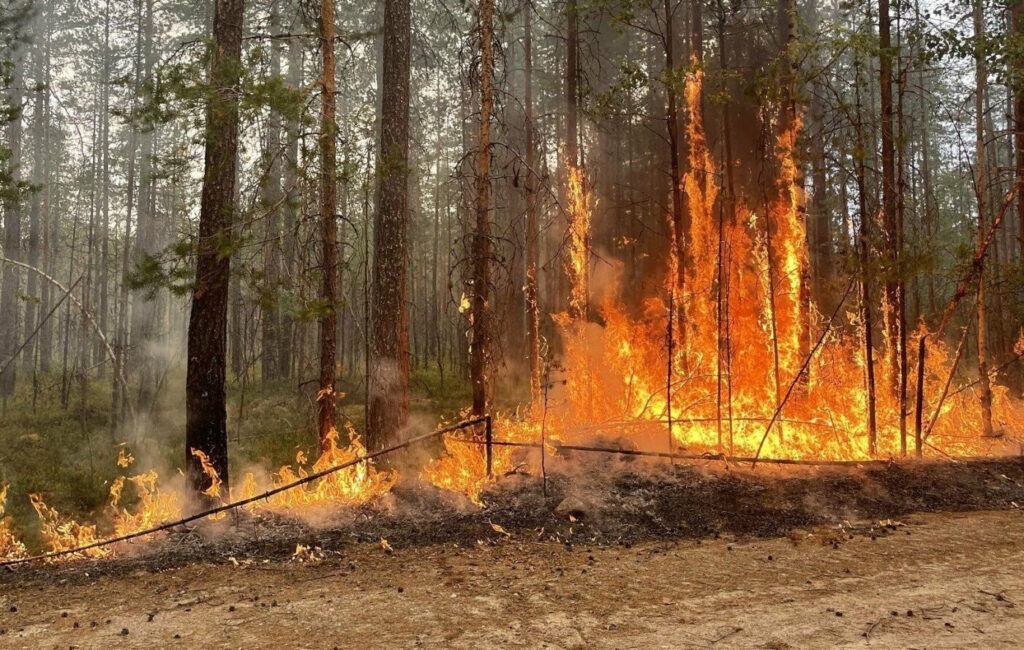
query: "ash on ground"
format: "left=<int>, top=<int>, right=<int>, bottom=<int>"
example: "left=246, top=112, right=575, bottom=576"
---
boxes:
left=6, top=455, right=1024, bottom=584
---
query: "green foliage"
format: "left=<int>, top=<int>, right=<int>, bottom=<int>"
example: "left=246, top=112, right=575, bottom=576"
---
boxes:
left=125, top=246, right=195, bottom=298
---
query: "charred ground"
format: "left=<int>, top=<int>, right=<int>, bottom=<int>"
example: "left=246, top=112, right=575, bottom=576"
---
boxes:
left=4, top=455, right=1024, bottom=585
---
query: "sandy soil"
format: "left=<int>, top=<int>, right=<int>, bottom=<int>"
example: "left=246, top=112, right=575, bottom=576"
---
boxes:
left=0, top=509, right=1021, bottom=649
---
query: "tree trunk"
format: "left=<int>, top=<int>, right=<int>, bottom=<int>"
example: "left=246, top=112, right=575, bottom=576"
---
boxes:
left=38, top=16, right=54, bottom=375
left=185, top=0, right=245, bottom=501
left=665, top=0, right=684, bottom=300
left=95, top=3, right=112, bottom=380
left=131, top=0, right=158, bottom=412
left=279, top=9, right=302, bottom=379
left=524, top=0, right=541, bottom=406
left=973, top=0, right=994, bottom=437
left=566, top=0, right=579, bottom=167
left=1013, top=0, right=1024, bottom=260
left=367, top=0, right=411, bottom=451
left=879, top=0, right=905, bottom=447
left=807, top=0, right=831, bottom=309
left=855, top=58, right=878, bottom=454
left=23, top=22, right=46, bottom=380
left=471, top=0, right=495, bottom=416
left=317, top=0, right=339, bottom=449
left=564, top=0, right=588, bottom=321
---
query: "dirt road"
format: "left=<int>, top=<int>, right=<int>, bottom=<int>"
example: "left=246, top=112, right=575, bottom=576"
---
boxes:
left=0, top=509, right=1021, bottom=649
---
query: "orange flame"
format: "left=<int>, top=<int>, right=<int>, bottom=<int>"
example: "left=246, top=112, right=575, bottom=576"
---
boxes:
left=108, top=471, right=182, bottom=538
left=29, top=494, right=109, bottom=560
left=423, top=87, right=1021, bottom=504
left=248, top=424, right=398, bottom=510
left=565, top=163, right=591, bottom=320
left=0, top=484, right=27, bottom=561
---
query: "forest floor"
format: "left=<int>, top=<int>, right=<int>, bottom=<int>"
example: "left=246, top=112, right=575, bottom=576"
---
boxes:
left=0, top=508, right=1023, bottom=649
left=2, top=458, right=1024, bottom=648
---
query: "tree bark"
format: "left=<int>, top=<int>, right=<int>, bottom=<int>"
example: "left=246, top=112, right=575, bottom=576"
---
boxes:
left=855, top=58, right=878, bottom=454
left=566, top=0, right=579, bottom=167
left=185, top=0, right=245, bottom=500
left=471, top=0, right=495, bottom=416
left=279, top=8, right=302, bottom=379
left=665, top=0, right=684, bottom=299
left=973, top=0, right=994, bottom=437
left=879, top=0, right=905, bottom=446
left=366, top=0, right=411, bottom=451
left=1014, top=0, right=1024, bottom=261
left=260, top=0, right=284, bottom=384
left=317, top=0, right=339, bottom=449
left=23, top=19, right=46, bottom=379
left=130, top=0, right=159, bottom=411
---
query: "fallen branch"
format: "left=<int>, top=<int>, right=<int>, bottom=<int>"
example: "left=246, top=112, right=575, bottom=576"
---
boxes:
left=752, top=278, right=856, bottom=466
left=449, top=436, right=904, bottom=466
left=0, top=275, right=82, bottom=378
left=0, top=257, right=133, bottom=420
left=933, top=187, right=1015, bottom=339
left=921, top=325, right=970, bottom=443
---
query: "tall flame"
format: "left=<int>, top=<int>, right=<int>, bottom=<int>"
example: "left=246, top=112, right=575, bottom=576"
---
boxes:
left=566, top=163, right=591, bottom=320
left=423, top=86, right=1021, bottom=504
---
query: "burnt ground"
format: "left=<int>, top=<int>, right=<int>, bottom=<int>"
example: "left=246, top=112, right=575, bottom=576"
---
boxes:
left=3, top=455, right=1024, bottom=583
left=1, top=457, right=1024, bottom=648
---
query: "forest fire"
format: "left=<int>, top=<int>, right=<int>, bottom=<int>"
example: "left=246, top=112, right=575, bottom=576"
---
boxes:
left=0, top=425, right=398, bottom=563
left=8, top=0, right=1024, bottom=644
left=1, top=111, right=1021, bottom=564
left=0, top=485, right=27, bottom=561
left=4, top=91, right=1021, bottom=566
left=422, top=84, right=1023, bottom=502
left=1, top=0, right=1023, bottom=591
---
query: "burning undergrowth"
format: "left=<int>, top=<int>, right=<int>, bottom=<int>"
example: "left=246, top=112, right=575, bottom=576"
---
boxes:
left=4, top=454, right=1024, bottom=583
left=0, top=422, right=399, bottom=564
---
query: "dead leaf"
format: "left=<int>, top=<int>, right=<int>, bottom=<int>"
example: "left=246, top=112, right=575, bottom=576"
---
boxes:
left=490, top=522, right=511, bottom=537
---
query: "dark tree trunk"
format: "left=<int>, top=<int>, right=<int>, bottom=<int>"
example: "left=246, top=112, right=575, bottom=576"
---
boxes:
left=471, top=0, right=495, bottom=416
left=807, top=0, right=832, bottom=310
left=566, top=0, right=579, bottom=167
left=317, top=0, right=339, bottom=448
left=1014, top=0, right=1024, bottom=261
left=855, top=59, right=878, bottom=455
left=367, top=0, right=411, bottom=451
left=665, top=0, right=684, bottom=300
left=879, top=0, right=906, bottom=446
left=973, top=0, right=994, bottom=436
left=185, top=0, right=245, bottom=501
